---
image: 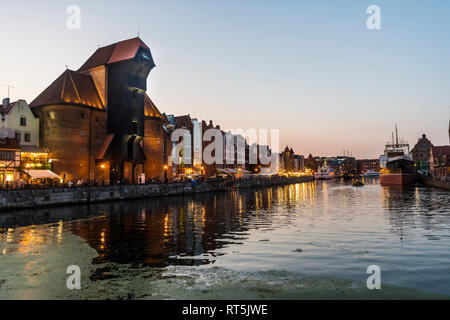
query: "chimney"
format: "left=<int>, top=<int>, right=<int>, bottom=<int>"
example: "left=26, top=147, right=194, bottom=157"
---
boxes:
left=2, top=98, right=9, bottom=107
left=209, top=120, right=213, bottom=126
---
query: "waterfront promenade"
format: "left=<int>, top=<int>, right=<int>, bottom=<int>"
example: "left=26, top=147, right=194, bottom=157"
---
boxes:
left=0, top=175, right=313, bottom=211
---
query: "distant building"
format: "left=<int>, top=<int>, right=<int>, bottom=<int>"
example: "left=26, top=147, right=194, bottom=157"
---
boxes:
left=167, top=114, right=194, bottom=176
left=430, top=146, right=450, bottom=179
left=305, top=153, right=316, bottom=171
left=1, top=98, right=56, bottom=182
left=317, top=156, right=357, bottom=176
left=411, top=134, right=433, bottom=173
left=281, top=146, right=295, bottom=171
left=191, top=118, right=203, bottom=175
left=1, top=98, right=39, bottom=146
left=200, top=120, right=225, bottom=177
left=357, top=159, right=380, bottom=174
left=379, top=154, right=387, bottom=169
left=294, top=154, right=305, bottom=172
left=0, top=137, right=21, bottom=186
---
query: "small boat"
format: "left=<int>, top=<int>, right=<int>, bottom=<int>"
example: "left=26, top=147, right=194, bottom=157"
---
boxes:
left=352, top=176, right=364, bottom=186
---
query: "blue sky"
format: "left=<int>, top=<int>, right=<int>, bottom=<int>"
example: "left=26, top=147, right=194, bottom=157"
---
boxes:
left=1, top=0, right=449, bottom=158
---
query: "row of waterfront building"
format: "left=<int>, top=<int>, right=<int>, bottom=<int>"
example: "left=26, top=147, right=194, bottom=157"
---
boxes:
left=0, top=36, right=375, bottom=187
left=0, top=37, right=281, bottom=186
left=2, top=37, right=446, bottom=187
left=409, top=133, right=449, bottom=179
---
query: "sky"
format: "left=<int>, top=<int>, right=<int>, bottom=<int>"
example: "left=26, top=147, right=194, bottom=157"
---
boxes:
left=0, top=0, right=449, bottom=158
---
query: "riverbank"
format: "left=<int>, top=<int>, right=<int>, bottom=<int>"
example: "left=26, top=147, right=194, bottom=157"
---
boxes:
left=0, top=176, right=313, bottom=211
left=418, top=175, right=450, bottom=191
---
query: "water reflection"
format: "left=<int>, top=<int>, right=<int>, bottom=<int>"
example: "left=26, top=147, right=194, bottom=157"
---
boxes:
left=381, top=185, right=450, bottom=241
left=1, top=180, right=449, bottom=273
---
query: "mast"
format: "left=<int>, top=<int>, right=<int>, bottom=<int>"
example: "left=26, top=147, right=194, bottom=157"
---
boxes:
left=395, top=124, right=399, bottom=145
left=0, top=83, right=14, bottom=98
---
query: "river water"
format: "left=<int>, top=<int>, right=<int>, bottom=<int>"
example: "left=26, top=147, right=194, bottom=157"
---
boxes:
left=0, top=178, right=449, bottom=299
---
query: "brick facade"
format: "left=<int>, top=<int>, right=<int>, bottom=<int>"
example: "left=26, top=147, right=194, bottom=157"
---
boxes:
left=32, top=104, right=108, bottom=183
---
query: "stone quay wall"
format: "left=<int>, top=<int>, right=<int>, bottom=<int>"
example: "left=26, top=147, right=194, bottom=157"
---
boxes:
left=419, top=176, right=450, bottom=191
left=0, top=176, right=314, bottom=211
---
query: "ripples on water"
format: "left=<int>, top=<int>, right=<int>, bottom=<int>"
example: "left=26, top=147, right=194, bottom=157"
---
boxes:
left=0, top=178, right=449, bottom=299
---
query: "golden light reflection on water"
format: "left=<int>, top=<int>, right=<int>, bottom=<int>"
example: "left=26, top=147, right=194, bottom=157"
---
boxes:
left=0, top=182, right=324, bottom=262
left=1, top=179, right=448, bottom=277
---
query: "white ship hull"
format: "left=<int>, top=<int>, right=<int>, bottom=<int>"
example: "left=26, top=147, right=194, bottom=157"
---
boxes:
left=314, top=173, right=334, bottom=180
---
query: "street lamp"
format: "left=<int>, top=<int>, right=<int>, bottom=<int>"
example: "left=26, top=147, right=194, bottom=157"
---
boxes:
left=164, top=165, right=168, bottom=181
left=100, top=164, right=105, bottom=185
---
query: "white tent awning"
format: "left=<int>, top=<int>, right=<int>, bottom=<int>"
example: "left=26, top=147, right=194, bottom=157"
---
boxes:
left=26, top=170, right=59, bottom=179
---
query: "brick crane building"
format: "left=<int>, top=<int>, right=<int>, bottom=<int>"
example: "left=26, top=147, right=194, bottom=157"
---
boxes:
left=30, top=37, right=167, bottom=184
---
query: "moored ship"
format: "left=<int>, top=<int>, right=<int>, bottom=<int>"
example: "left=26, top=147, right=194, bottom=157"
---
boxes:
left=315, top=161, right=334, bottom=180
left=379, top=125, right=416, bottom=186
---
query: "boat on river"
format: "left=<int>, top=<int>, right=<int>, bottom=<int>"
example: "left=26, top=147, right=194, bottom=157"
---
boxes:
left=315, top=162, right=333, bottom=180
left=352, top=176, right=364, bottom=186
left=380, top=125, right=416, bottom=186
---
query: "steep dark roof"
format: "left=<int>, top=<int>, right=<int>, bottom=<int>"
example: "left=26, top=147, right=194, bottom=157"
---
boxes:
left=78, top=37, right=151, bottom=71
left=174, top=115, right=192, bottom=129
left=0, top=101, right=17, bottom=115
left=29, top=69, right=104, bottom=110
left=144, top=94, right=163, bottom=119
